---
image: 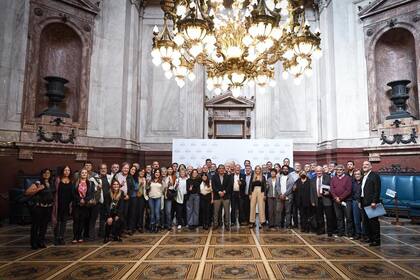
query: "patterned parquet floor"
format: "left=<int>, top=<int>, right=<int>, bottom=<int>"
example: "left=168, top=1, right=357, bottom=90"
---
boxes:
left=0, top=217, right=419, bottom=279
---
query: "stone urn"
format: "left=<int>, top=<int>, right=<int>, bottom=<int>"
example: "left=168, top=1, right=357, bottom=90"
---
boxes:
left=386, top=80, right=414, bottom=120
left=39, top=76, right=70, bottom=118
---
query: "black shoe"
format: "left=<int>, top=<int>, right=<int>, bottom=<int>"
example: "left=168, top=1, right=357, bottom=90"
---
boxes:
left=327, top=233, right=332, bottom=237
left=369, top=241, right=381, bottom=247
left=103, top=237, right=109, bottom=243
left=203, top=226, right=208, bottom=230
left=212, top=226, right=219, bottom=230
left=354, top=235, right=361, bottom=240
left=31, top=244, right=38, bottom=250
left=38, top=242, right=46, bottom=248
left=225, top=226, right=230, bottom=231
left=59, top=238, right=65, bottom=245
left=249, top=223, right=255, bottom=228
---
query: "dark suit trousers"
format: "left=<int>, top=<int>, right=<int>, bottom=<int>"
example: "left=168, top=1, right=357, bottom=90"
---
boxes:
left=361, top=198, right=380, bottom=243
left=231, top=192, right=240, bottom=225
left=240, top=195, right=250, bottom=224
left=316, top=198, right=334, bottom=234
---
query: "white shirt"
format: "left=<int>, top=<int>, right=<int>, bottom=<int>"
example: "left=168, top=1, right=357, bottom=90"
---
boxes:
left=233, top=174, right=240, bottom=191
left=200, top=181, right=212, bottom=195
left=361, top=170, right=371, bottom=197
left=245, top=174, right=251, bottom=195
left=280, top=175, right=287, bottom=194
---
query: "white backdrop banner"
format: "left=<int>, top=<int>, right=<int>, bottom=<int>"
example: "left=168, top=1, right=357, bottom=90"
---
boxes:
left=172, top=139, right=293, bottom=167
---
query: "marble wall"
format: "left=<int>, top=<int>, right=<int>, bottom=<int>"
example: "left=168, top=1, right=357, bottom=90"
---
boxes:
left=0, top=0, right=29, bottom=141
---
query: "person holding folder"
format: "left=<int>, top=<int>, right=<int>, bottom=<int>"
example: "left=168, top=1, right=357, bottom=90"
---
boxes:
left=360, top=161, right=381, bottom=246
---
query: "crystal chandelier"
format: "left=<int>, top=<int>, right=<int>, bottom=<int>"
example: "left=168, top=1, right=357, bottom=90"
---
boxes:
left=151, top=0, right=322, bottom=97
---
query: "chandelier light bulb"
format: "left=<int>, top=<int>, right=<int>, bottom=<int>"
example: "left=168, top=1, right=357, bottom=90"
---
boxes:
left=189, top=44, right=203, bottom=58
left=153, top=25, right=159, bottom=33
left=174, top=34, right=185, bottom=46
left=283, top=49, right=294, bottom=60
left=161, top=61, right=171, bottom=72
left=152, top=57, right=162, bottom=66
left=172, top=58, right=181, bottom=66
left=282, top=71, right=289, bottom=80
left=313, top=48, right=322, bottom=59
left=188, top=72, right=196, bottom=81
left=151, top=48, right=160, bottom=58
left=176, top=5, right=186, bottom=16
left=305, top=68, right=313, bottom=77
left=164, top=71, right=173, bottom=79
left=214, top=88, right=222, bottom=95
left=175, top=77, right=185, bottom=88
left=242, top=35, right=253, bottom=47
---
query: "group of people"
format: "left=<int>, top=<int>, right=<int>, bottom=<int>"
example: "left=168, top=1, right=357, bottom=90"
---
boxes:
left=24, top=157, right=382, bottom=249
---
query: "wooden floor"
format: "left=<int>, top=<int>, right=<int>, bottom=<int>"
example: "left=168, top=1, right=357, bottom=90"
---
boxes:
left=0, top=217, right=419, bottom=279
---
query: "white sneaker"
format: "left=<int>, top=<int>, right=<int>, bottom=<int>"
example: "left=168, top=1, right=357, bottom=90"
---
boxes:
left=177, top=225, right=182, bottom=229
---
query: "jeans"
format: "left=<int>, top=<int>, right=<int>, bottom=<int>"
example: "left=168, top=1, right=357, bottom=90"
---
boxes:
left=187, top=194, right=200, bottom=226
left=164, top=199, right=173, bottom=228
left=352, top=200, right=364, bottom=236
left=148, top=198, right=161, bottom=225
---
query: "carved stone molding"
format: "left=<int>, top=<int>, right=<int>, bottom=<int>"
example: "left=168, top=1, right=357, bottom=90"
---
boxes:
left=205, top=94, right=254, bottom=139
left=359, top=0, right=420, bottom=133
left=19, top=0, right=99, bottom=160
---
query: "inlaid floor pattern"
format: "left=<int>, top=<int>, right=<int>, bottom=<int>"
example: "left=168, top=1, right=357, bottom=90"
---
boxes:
left=0, top=217, right=419, bottom=279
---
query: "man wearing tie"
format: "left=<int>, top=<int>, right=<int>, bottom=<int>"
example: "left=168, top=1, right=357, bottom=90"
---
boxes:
left=360, top=161, right=381, bottom=246
left=311, top=166, right=334, bottom=236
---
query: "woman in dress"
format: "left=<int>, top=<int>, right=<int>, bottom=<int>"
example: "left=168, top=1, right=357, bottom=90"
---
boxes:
left=52, top=166, right=73, bottom=245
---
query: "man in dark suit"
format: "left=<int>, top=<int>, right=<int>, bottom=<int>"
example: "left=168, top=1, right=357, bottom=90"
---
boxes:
left=311, top=166, right=335, bottom=236
left=239, top=165, right=253, bottom=226
left=212, top=164, right=233, bottom=230
left=360, top=161, right=381, bottom=246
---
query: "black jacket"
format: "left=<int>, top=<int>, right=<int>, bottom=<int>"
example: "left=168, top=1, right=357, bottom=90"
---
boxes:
left=104, top=191, right=126, bottom=218
left=361, top=171, right=381, bottom=205
left=310, top=175, right=332, bottom=207
left=240, top=173, right=253, bottom=196
left=249, top=176, right=267, bottom=193
left=187, top=178, right=202, bottom=195
left=73, top=181, right=95, bottom=206
left=212, top=174, right=233, bottom=200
